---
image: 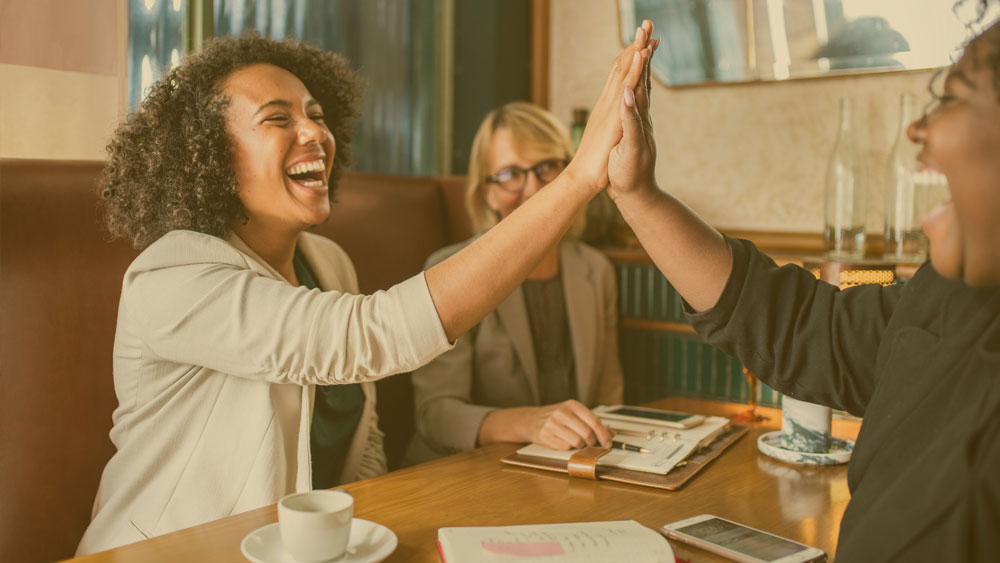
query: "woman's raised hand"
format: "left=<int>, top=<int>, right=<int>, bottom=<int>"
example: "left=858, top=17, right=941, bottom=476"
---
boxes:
left=565, top=20, right=654, bottom=196
left=422, top=22, right=656, bottom=343
left=602, top=34, right=734, bottom=314
left=608, top=33, right=658, bottom=200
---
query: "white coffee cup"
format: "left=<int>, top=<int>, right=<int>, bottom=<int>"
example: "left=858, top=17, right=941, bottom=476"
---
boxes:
left=278, top=489, right=354, bottom=562
left=780, top=396, right=832, bottom=453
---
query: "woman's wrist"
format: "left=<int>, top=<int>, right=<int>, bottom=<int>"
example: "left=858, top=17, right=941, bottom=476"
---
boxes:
left=561, top=160, right=605, bottom=198
left=478, top=407, right=527, bottom=446
left=608, top=180, right=660, bottom=209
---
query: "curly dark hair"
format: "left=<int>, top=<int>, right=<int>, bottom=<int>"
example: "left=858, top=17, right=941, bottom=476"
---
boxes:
left=960, top=0, right=1000, bottom=98
left=972, top=1, right=1000, bottom=99
left=101, top=32, right=363, bottom=249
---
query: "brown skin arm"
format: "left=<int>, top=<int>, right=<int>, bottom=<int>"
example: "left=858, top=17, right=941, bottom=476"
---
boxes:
left=606, top=40, right=732, bottom=313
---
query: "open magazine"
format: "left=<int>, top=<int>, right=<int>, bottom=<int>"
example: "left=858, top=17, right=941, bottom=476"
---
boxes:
left=515, top=407, right=732, bottom=475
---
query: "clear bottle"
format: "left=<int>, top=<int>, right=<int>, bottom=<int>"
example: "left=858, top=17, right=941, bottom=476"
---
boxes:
left=824, top=98, right=867, bottom=260
left=883, top=93, right=924, bottom=262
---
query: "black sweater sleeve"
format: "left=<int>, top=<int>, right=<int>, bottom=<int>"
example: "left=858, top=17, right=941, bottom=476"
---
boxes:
left=685, top=237, right=904, bottom=416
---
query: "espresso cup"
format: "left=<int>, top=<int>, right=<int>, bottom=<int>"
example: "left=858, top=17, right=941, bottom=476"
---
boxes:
left=278, top=490, right=353, bottom=562
left=780, top=396, right=832, bottom=453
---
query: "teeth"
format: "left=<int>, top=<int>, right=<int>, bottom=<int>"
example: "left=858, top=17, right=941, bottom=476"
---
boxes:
left=285, top=159, right=326, bottom=176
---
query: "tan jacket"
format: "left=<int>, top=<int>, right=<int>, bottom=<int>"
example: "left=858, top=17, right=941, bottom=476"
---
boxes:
left=77, top=230, right=450, bottom=555
left=407, top=239, right=624, bottom=463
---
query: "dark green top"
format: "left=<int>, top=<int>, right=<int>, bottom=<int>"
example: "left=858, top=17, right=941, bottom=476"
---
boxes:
left=294, top=248, right=365, bottom=489
left=688, top=237, right=1000, bottom=562
left=522, top=274, right=577, bottom=404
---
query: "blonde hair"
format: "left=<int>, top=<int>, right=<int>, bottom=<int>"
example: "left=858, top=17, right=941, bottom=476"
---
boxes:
left=465, top=102, right=586, bottom=237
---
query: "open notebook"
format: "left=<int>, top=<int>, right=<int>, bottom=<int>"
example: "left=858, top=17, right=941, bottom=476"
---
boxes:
left=437, top=520, right=674, bottom=562
left=515, top=413, right=732, bottom=475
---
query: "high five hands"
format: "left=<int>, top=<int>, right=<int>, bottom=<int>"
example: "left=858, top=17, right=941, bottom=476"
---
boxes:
left=567, top=20, right=658, bottom=197
left=608, top=21, right=659, bottom=202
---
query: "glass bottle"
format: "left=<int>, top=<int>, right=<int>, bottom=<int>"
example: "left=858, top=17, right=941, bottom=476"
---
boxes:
left=883, top=93, right=924, bottom=262
left=823, top=98, right=867, bottom=260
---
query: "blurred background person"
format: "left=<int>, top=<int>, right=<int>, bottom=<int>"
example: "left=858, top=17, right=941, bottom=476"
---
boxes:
left=406, top=102, right=624, bottom=464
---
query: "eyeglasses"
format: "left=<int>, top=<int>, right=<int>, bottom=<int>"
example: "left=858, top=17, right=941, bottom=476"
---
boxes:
left=485, top=158, right=568, bottom=193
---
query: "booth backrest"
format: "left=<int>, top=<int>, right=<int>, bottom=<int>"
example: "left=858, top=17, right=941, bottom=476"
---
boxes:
left=0, top=160, right=472, bottom=562
left=1, top=161, right=137, bottom=563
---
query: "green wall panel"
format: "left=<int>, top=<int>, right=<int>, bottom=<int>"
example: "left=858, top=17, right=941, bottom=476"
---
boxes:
left=615, top=261, right=781, bottom=408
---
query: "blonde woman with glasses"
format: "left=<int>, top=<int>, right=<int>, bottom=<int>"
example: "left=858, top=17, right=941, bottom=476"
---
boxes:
left=405, top=102, right=625, bottom=464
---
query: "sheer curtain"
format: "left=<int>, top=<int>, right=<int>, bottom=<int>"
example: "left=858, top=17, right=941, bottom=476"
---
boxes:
left=128, top=0, right=187, bottom=110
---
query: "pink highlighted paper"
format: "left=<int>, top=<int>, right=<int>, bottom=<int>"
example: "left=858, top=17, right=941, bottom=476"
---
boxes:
left=481, top=540, right=566, bottom=557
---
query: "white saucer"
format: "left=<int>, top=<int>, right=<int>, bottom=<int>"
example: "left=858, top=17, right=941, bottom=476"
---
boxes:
left=241, top=518, right=397, bottom=563
left=757, top=430, right=854, bottom=465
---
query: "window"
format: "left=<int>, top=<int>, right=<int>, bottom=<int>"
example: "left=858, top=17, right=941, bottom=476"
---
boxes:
left=128, top=0, right=186, bottom=110
left=129, top=0, right=443, bottom=175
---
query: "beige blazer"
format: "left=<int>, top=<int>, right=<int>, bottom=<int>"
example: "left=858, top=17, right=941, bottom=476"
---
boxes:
left=77, top=230, right=450, bottom=555
left=406, top=239, right=624, bottom=463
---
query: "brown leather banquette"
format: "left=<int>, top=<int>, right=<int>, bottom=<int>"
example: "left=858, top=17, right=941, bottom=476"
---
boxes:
left=0, top=159, right=471, bottom=562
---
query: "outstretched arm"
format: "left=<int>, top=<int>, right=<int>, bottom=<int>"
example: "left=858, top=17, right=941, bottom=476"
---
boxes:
left=427, top=22, right=655, bottom=341
left=606, top=42, right=732, bottom=313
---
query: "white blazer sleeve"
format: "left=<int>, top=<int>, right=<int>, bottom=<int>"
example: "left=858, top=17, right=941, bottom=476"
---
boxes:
left=122, top=231, right=452, bottom=385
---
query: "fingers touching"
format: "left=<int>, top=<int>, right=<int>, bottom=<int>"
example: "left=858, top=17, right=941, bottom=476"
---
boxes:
left=607, top=34, right=658, bottom=199
left=563, top=20, right=657, bottom=195
left=621, top=47, right=653, bottom=151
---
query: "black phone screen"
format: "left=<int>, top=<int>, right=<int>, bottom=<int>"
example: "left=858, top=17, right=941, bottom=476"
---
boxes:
left=607, top=407, right=691, bottom=422
left=676, top=518, right=806, bottom=561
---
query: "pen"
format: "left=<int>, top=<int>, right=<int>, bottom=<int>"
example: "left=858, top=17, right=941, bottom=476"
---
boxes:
left=611, top=440, right=652, bottom=454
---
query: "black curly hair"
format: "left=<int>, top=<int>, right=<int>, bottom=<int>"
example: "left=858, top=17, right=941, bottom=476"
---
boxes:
left=971, top=1, right=1000, bottom=99
left=101, top=32, right=363, bottom=249
left=960, top=0, right=1000, bottom=98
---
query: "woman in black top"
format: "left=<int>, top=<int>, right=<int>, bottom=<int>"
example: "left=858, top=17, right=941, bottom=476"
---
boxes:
left=606, top=7, right=1000, bottom=561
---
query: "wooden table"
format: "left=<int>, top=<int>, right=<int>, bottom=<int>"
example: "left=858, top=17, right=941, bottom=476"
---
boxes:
left=69, top=398, right=859, bottom=562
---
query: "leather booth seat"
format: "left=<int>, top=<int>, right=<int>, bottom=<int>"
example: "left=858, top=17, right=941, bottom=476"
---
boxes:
left=0, top=160, right=471, bottom=562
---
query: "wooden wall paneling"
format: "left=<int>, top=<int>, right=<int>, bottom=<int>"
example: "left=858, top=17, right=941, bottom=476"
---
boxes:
left=0, top=0, right=119, bottom=75
left=531, top=0, right=550, bottom=108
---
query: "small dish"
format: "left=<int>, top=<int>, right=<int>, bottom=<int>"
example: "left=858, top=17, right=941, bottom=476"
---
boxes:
left=757, top=430, right=854, bottom=465
left=241, top=518, right=397, bottom=563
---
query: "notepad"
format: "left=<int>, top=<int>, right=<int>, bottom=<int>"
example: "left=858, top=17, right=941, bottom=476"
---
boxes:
left=516, top=413, right=731, bottom=475
left=436, top=520, right=674, bottom=562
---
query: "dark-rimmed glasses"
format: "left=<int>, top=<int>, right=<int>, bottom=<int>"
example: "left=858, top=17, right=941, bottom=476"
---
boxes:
left=485, top=158, right=568, bottom=193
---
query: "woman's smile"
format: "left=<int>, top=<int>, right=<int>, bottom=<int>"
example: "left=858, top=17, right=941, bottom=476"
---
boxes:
left=285, top=157, right=328, bottom=190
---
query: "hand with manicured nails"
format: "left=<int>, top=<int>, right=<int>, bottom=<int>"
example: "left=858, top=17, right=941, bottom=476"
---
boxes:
left=608, top=32, right=659, bottom=202
left=565, top=20, right=655, bottom=196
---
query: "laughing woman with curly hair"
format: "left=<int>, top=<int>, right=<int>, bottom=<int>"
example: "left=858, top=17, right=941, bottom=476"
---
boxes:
left=77, top=28, right=657, bottom=554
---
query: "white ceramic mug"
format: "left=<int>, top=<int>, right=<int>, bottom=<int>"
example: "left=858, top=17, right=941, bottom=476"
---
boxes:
left=780, top=396, right=832, bottom=453
left=278, top=489, right=354, bottom=562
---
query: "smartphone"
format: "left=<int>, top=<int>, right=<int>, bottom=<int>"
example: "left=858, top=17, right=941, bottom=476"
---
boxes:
left=660, top=515, right=826, bottom=563
left=595, top=405, right=705, bottom=429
